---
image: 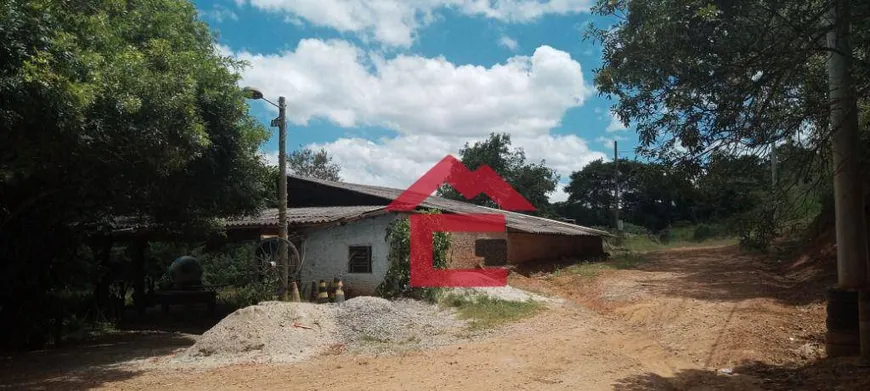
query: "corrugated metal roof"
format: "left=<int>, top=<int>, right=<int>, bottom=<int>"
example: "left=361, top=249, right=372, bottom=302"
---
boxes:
left=225, top=205, right=387, bottom=227
left=289, top=174, right=610, bottom=237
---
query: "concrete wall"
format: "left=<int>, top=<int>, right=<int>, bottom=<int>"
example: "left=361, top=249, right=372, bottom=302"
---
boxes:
left=299, top=213, right=400, bottom=296
left=507, top=233, right=604, bottom=264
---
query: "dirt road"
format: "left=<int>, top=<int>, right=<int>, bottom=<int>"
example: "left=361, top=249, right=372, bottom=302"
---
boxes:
left=4, top=245, right=868, bottom=390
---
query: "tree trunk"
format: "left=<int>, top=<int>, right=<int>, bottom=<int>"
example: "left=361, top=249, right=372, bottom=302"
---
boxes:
left=826, top=0, right=869, bottom=359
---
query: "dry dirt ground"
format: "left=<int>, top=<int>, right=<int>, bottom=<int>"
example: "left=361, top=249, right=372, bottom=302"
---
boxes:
left=3, top=245, right=869, bottom=390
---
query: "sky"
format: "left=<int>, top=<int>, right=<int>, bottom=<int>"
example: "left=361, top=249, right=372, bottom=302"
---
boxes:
left=194, top=0, right=636, bottom=202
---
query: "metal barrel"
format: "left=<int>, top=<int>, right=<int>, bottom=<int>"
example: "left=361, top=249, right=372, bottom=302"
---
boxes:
left=316, top=280, right=329, bottom=304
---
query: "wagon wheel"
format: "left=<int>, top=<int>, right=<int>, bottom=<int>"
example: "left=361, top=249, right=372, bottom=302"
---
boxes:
left=254, top=237, right=303, bottom=281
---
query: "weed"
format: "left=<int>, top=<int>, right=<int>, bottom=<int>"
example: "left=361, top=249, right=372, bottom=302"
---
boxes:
left=360, top=334, right=391, bottom=344
left=441, top=295, right=543, bottom=330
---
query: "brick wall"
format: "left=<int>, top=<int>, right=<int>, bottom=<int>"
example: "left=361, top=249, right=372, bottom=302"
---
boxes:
left=448, top=231, right=508, bottom=268
left=507, top=233, right=603, bottom=264
left=449, top=231, right=604, bottom=267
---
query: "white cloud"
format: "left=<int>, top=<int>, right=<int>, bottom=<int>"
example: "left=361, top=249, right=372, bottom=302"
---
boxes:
left=309, top=133, right=606, bottom=203
left=238, top=0, right=593, bottom=47
left=201, top=5, right=239, bottom=23
left=259, top=150, right=279, bottom=167
left=606, top=111, right=628, bottom=132
left=550, top=185, right=570, bottom=203
left=229, top=38, right=603, bottom=202
left=499, top=35, right=519, bottom=51
left=596, top=135, right=627, bottom=149
left=227, top=39, right=593, bottom=137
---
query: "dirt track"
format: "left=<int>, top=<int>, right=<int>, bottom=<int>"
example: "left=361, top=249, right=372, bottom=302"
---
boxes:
left=4, top=245, right=868, bottom=390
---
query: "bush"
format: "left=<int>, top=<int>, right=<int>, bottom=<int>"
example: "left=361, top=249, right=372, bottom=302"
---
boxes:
left=731, top=205, right=779, bottom=250
left=376, top=212, right=450, bottom=302
left=692, top=224, right=719, bottom=241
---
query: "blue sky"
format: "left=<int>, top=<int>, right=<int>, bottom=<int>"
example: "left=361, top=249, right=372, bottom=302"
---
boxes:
left=195, top=0, right=635, bottom=201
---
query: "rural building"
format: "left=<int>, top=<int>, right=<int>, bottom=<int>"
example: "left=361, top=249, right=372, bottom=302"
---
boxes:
left=228, top=175, right=609, bottom=295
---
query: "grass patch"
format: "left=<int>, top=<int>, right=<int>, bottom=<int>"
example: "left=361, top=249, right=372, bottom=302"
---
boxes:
left=614, top=235, right=737, bottom=253
left=559, top=253, right=651, bottom=278
left=441, top=295, right=543, bottom=330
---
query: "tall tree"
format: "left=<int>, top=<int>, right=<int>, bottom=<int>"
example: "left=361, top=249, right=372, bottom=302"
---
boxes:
left=287, top=147, right=342, bottom=181
left=438, top=133, right=559, bottom=212
left=0, top=0, right=269, bottom=349
left=589, top=0, right=868, bottom=165
left=590, top=0, right=870, bottom=355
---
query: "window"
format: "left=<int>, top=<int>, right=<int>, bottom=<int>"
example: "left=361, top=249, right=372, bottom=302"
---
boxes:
left=348, top=245, right=372, bottom=274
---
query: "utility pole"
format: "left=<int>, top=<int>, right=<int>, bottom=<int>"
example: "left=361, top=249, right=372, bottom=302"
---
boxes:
left=276, top=97, right=289, bottom=301
left=613, top=140, right=620, bottom=233
left=825, top=0, right=869, bottom=359
left=243, top=87, right=290, bottom=301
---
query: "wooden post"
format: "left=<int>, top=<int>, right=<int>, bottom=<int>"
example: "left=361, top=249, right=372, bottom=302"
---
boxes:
left=131, top=240, right=147, bottom=316
left=91, top=238, right=114, bottom=317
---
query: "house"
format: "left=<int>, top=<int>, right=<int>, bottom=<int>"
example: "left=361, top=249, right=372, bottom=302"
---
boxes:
left=228, top=175, right=610, bottom=295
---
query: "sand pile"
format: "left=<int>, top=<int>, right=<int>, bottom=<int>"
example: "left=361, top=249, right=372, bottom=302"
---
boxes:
left=174, top=301, right=337, bottom=367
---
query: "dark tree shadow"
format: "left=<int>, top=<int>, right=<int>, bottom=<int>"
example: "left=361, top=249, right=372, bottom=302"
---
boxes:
left=612, top=358, right=870, bottom=391
left=117, top=302, right=236, bottom=334
left=623, top=245, right=835, bottom=306
left=514, top=245, right=835, bottom=307
left=0, top=331, right=196, bottom=390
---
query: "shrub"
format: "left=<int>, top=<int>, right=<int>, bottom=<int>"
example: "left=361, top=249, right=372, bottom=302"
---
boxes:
left=692, top=224, right=719, bottom=242
left=376, top=211, right=450, bottom=301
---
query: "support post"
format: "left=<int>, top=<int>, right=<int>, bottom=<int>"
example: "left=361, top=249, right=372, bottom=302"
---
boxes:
left=131, top=240, right=147, bottom=316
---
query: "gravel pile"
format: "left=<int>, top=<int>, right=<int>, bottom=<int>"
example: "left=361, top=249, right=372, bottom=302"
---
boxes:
left=448, top=286, right=563, bottom=305
left=169, top=296, right=472, bottom=367
left=172, top=301, right=337, bottom=367
left=335, top=297, right=469, bottom=354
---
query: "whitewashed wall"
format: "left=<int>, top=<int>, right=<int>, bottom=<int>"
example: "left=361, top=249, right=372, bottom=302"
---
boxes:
left=299, top=213, right=401, bottom=295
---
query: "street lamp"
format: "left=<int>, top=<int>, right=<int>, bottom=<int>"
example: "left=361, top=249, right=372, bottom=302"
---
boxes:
left=243, top=86, right=289, bottom=301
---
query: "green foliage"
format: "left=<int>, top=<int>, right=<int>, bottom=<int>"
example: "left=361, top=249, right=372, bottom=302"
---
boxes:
left=0, top=0, right=270, bottom=349
left=588, top=0, right=869, bottom=164
left=441, top=295, right=543, bottom=330
left=691, top=224, right=719, bottom=242
left=287, top=147, right=342, bottom=181
left=438, top=133, right=559, bottom=213
left=151, top=242, right=277, bottom=306
left=376, top=211, right=450, bottom=301
left=585, top=0, right=866, bottom=253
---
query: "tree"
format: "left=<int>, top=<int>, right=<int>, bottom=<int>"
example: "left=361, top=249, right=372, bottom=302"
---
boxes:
left=590, top=0, right=870, bottom=355
left=287, top=147, right=342, bottom=181
left=0, top=0, right=269, bottom=349
left=563, top=159, right=698, bottom=231
left=438, top=133, right=559, bottom=212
